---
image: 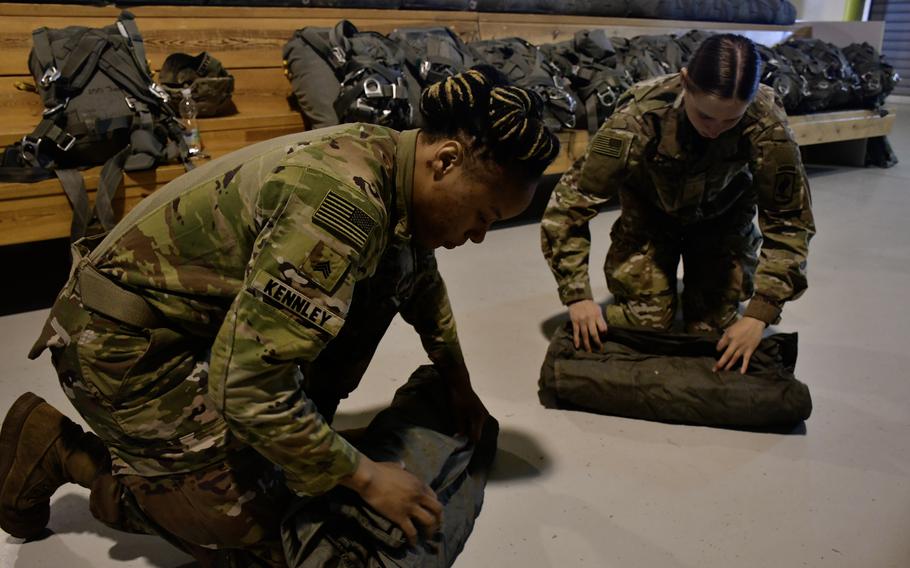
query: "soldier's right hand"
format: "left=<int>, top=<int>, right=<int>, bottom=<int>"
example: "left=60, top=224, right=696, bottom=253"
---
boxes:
left=568, top=299, right=608, bottom=352
left=340, top=456, right=443, bottom=545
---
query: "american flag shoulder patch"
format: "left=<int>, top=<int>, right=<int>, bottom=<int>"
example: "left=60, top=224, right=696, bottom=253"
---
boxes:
left=312, top=191, right=377, bottom=250
left=591, top=132, right=628, bottom=160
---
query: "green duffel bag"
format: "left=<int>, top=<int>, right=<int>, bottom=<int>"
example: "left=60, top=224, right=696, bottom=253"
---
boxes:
left=539, top=323, right=812, bottom=429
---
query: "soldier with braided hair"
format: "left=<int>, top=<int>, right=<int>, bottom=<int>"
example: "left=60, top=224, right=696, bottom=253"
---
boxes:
left=542, top=34, right=815, bottom=373
left=1, top=66, right=558, bottom=565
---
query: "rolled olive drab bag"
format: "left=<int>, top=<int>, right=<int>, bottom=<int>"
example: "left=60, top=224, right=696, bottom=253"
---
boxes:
left=281, top=366, right=498, bottom=568
left=158, top=51, right=235, bottom=117
left=470, top=36, right=578, bottom=131
left=539, top=323, right=812, bottom=429
left=282, top=20, right=417, bottom=130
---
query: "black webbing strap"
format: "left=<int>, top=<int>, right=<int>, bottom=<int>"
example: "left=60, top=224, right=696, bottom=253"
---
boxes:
left=54, top=168, right=92, bottom=241
left=301, top=28, right=347, bottom=73
left=94, top=145, right=130, bottom=232
left=59, top=31, right=107, bottom=93
left=31, top=27, right=57, bottom=82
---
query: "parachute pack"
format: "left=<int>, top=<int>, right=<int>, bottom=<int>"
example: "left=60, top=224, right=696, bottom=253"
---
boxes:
left=0, top=10, right=190, bottom=241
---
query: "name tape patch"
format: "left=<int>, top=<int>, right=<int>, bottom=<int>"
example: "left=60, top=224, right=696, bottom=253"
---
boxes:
left=250, top=270, right=344, bottom=336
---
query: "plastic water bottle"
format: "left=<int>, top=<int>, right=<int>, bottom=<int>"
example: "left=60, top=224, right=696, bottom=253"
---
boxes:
left=179, top=88, right=202, bottom=156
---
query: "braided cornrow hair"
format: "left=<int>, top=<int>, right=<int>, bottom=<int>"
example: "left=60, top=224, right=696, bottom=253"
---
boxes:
left=420, top=65, right=559, bottom=178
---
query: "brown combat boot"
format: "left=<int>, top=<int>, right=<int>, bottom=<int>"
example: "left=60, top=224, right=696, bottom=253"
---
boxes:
left=0, top=392, right=109, bottom=540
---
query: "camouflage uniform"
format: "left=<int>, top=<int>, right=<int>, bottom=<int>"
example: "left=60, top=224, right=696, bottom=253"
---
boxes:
left=28, top=125, right=463, bottom=563
left=541, top=74, right=816, bottom=331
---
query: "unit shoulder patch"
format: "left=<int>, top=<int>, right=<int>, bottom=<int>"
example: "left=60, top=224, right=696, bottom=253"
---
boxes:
left=312, top=191, right=378, bottom=251
left=774, top=165, right=798, bottom=206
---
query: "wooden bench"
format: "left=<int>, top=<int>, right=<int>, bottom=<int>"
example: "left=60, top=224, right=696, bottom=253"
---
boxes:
left=0, top=3, right=896, bottom=246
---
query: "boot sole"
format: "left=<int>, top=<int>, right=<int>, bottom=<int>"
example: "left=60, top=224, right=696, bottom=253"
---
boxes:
left=0, top=392, right=50, bottom=539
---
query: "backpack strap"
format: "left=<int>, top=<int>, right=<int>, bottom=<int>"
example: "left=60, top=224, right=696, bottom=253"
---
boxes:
left=31, top=27, right=59, bottom=87
left=94, top=145, right=131, bottom=233
left=54, top=168, right=92, bottom=241
left=300, top=25, right=349, bottom=73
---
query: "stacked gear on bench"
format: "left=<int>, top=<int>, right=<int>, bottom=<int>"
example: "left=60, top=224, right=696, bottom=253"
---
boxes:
left=283, top=20, right=418, bottom=130
left=756, top=43, right=809, bottom=113
left=0, top=11, right=190, bottom=241
left=158, top=51, right=236, bottom=117
left=470, top=36, right=578, bottom=131
left=773, top=37, right=862, bottom=113
left=842, top=42, right=901, bottom=109
left=388, top=26, right=481, bottom=88
left=540, top=30, right=634, bottom=133
left=387, top=26, right=482, bottom=128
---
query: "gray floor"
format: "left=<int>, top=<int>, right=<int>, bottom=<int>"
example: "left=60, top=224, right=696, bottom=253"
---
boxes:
left=2, top=106, right=909, bottom=568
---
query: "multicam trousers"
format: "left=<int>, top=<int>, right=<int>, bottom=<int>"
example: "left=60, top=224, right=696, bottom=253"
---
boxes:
left=604, top=195, right=761, bottom=333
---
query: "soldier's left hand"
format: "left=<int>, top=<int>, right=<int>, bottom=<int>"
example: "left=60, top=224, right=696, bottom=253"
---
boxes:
left=714, top=316, right=766, bottom=374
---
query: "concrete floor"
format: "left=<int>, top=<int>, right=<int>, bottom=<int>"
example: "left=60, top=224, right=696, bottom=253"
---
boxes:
left=2, top=106, right=909, bottom=568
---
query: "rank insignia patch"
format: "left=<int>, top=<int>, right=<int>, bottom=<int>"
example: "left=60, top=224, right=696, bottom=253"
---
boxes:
left=313, top=191, right=377, bottom=250
left=302, top=241, right=349, bottom=293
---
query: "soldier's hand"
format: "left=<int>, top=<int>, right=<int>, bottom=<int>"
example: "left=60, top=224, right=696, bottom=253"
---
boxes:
left=341, top=457, right=443, bottom=545
left=568, top=299, right=608, bottom=352
left=714, top=316, right=766, bottom=374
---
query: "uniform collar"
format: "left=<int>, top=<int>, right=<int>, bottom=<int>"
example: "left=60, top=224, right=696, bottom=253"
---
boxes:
left=394, top=129, right=418, bottom=243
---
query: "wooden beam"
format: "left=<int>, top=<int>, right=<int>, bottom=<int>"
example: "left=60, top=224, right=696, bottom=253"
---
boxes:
left=788, top=109, right=897, bottom=146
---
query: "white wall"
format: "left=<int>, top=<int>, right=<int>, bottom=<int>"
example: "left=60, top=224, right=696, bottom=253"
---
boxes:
left=791, top=0, right=848, bottom=21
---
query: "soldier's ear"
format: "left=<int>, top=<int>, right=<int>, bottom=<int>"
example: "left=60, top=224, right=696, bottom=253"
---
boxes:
left=680, top=67, right=691, bottom=90
left=432, top=140, right=465, bottom=181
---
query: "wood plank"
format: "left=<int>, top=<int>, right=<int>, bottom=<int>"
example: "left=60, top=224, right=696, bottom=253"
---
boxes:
left=0, top=3, right=479, bottom=23
left=788, top=109, right=897, bottom=145
left=0, top=192, right=149, bottom=245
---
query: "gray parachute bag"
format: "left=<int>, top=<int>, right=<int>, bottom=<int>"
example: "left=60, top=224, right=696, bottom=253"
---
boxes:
left=470, top=36, right=578, bottom=131
left=282, top=366, right=498, bottom=567
left=618, top=34, right=687, bottom=82
left=283, top=20, right=418, bottom=130
left=541, top=29, right=634, bottom=133
left=388, top=26, right=480, bottom=87
left=756, top=43, right=809, bottom=112
left=11, top=10, right=190, bottom=241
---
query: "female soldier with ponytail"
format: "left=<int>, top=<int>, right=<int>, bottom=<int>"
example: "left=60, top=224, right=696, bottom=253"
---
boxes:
left=2, top=66, right=558, bottom=565
left=542, top=34, right=815, bottom=372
